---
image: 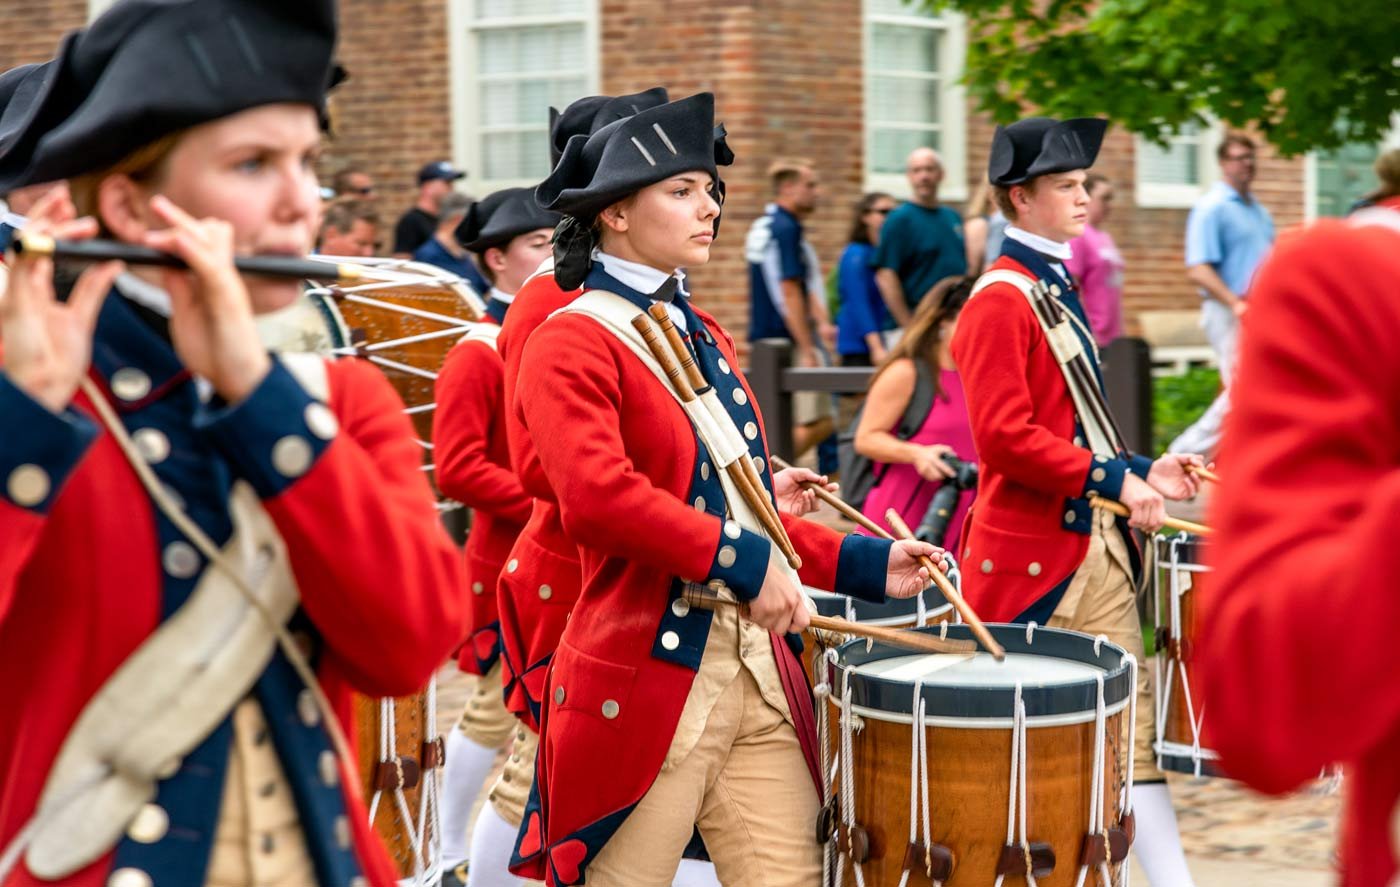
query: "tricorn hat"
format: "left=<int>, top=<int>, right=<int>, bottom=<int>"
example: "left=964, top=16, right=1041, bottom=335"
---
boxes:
left=549, top=87, right=670, bottom=166
left=455, top=186, right=561, bottom=254
left=987, top=117, right=1107, bottom=187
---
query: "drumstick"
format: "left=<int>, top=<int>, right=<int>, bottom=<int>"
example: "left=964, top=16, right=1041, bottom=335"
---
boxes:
left=769, top=454, right=895, bottom=541
left=1188, top=464, right=1221, bottom=484
left=630, top=315, right=802, bottom=570
left=885, top=510, right=1007, bottom=662
left=13, top=234, right=369, bottom=282
left=644, top=304, right=794, bottom=559
left=681, top=586, right=976, bottom=656
left=1088, top=497, right=1214, bottom=536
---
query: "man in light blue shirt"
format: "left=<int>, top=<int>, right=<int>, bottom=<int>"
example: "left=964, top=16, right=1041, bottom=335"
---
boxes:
left=1171, top=134, right=1274, bottom=454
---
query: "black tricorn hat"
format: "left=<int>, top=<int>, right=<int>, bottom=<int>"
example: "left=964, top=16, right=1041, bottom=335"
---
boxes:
left=537, top=93, right=722, bottom=219
left=988, top=117, right=1108, bottom=187
left=455, top=186, right=562, bottom=254
left=0, top=0, right=340, bottom=191
left=549, top=87, right=670, bottom=166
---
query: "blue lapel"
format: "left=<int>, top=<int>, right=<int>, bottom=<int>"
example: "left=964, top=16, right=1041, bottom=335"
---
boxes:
left=485, top=297, right=510, bottom=325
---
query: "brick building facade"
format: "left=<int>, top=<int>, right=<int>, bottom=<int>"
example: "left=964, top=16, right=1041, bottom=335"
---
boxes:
left=2, top=0, right=1321, bottom=351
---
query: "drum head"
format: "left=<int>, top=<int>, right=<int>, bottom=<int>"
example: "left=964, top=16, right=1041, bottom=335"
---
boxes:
left=256, top=291, right=349, bottom=356
left=807, top=584, right=951, bottom=625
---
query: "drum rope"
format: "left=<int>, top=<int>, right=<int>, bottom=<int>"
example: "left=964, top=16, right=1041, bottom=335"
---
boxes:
left=838, top=675, right=867, bottom=887
left=1122, top=654, right=1138, bottom=887
left=897, top=680, right=937, bottom=887
left=814, top=647, right=835, bottom=887
left=1075, top=673, right=1111, bottom=887
left=995, top=683, right=1038, bottom=887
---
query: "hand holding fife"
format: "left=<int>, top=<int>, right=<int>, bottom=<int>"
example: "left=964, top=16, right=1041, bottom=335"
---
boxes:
left=1, top=185, right=124, bottom=413
left=773, top=466, right=836, bottom=516
left=886, top=539, right=942, bottom=599
left=748, top=557, right=810, bottom=636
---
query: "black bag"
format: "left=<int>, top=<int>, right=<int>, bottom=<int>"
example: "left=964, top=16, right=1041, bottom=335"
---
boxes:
left=837, top=359, right=937, bottom=511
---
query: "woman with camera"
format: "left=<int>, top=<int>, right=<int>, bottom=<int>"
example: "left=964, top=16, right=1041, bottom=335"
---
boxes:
left=853, top=275, right=977, bottom=547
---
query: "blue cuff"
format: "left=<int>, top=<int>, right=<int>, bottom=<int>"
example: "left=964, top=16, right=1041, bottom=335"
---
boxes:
left=834, top=534, right=891, bottom=604
left=1127, top=453, right=1154, bottom=481
left=195, top=358, right=336, bottom=498
left=1082, top=454, right=1130, bottom=502
left=0, top=372, right=98, bottom=513
left=707, top=521, right=771, bottom=602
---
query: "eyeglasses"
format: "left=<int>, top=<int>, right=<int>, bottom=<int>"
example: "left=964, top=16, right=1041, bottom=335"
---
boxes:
left=870, top=207, right=894, bottom=216
left=349, top=186, right=375, bottom=195
left=1223, top=154, right=1256, bottom=163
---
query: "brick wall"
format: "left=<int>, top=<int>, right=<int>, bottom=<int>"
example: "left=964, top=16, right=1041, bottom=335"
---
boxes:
left=0, top=1, right=85, bottom=69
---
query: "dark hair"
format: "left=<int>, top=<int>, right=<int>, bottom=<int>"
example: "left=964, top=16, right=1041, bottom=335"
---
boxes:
left=768, top=157, right=815, bottom=194
left=846, top=192, right=894, bottom=245
left=320, top=198, right=378, bottom=235
left=871, top=274, right=974, bottom=397
left=1084, top=172, right=1110, bottom=195
left=332, top=167, right=370, bottom=194
left=1217, top=133, right=1256, bottom=161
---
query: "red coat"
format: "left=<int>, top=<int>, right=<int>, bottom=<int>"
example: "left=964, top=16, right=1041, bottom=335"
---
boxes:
left=951, top=249, right=1150, bottom=622
left=1202, top=198, right=1400, bottom=887
left=434, top=316, right=531, bottom=675
left=495, top=271, right=584, bottom=729
left=0, top=293, right=465, bottom=887
left=509, top=271, right=892, bottom=885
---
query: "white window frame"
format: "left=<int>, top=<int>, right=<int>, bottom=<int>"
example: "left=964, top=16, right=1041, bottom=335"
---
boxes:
left=1303, top=114, right=1400, bottom=221
left=862, top=3, right=968, bottom=202
left=448, top=0, right=600, bottom=196
left=88, top=0, right=116, bottom=18
left=1134, top=119, right=1224, bottom=209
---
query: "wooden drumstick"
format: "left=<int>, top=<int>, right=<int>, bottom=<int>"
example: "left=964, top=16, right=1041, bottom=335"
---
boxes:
left=630, top=315, right=802, bottom=570
left=681, top=586, right=976, bottom=656
left=644, top=304, right=794, bottom=557
left=1088, top=497, right=1214, bottom=536
left=885, top=510, right=1007, bottom=662
left=1188, top=464, right=1221, bottom=484
left=769, top=455, right=895, bottom=541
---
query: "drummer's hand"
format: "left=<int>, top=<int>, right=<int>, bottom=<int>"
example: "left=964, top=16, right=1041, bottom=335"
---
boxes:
left=144, top=195, right=270, bottom=403
left=749, top=557, right=809, bottom=635
left=1119, top=474, right=1166, bottom=533
left=1147, top=452, right=1203, bottom=501
left=886, top=539, right=941, bottom=599
left=1, top=185, right=123, bottom=413
left=773, top=466, right=834, bottom=517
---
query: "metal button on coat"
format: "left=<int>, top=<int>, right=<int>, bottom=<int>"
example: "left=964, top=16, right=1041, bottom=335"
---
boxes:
left=335, top=815, right=352, bottom=849
left=133, top=428, right=170, bottom=464
left=539, top=584, right=553, bottom=600
left=700, top=463, right=711, bottom=481
left=6, top=464, right=49, bottom=507
left=304, top=402, right=339, bottom=440
left=272, top=435, right=313, bottom=478
left=724, top=520, right=742, bottom=540
left=472, top=582, right=484, bottom=595
left=717, top=546, right=737, bottom=568
left=1065, top=510, right=1077, bottom=524
left=753, top=456, right=765, bottom=474
left=1028, top=562, right=1042, bottom=577
left=672, top=598, right=690, bottom=617
left=1091, top=468, right=1107, bottom=483
left=108, top=868, right=153, bottom=887
left=601, top=699, right=620, bottom=719
left=320, top=750, right=339, bottom=786
left=694, top=496, right=706, bottom=512
left=126, top=804, right=169, bottom=844
left=554, top=686, right=566, bottom=705
left=718, top=358, right=731, bottom=375
left=661, top=631, right=680, bottom=651
left=110, top=368, right=152, bottom=402
left=743, top=422, right=758, bottom=440
left=507, top=559, right=519, bottom=573
left=162, top=542, right=200, bottom=579
left=732, top=388, right=748, bottom=406
left=298, top=689, right=320, bottom=726
left=981, top=559, right=994, bottom=574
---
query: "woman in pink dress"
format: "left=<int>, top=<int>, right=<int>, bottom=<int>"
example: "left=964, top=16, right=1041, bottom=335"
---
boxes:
left=855, top=275, right=977, bottom=549
left=1064, top=173, right=1125, bottom=346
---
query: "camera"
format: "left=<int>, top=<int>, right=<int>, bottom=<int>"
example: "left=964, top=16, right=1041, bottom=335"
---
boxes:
left=914, top=453, right=979, bottom=547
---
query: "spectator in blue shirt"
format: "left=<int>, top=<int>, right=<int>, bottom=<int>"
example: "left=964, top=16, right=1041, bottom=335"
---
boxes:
left=873, top=147, right=968, bottom=327
left=1171, top=133, right=1275, bottom=455
left=835, top=192, right=897, bottom=365
left=414, top=191, right=490, bottom=294
left=746, top=158, right=838, bottom=464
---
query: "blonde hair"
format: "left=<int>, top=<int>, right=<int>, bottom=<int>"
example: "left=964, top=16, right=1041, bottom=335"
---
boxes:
left=68, top=131, right=185, bottom=233
left=965, top=178, right=994, bottom=217
left=1373, top=148, right=1400, bottom=201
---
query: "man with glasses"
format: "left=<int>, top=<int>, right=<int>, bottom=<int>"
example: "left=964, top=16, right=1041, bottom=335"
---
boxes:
left=332, top=166, right=376, bottom=199
left=1170, top=133, right=1275, bottom=455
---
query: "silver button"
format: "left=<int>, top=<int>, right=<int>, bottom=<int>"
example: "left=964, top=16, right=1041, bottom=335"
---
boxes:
left=161, top=483, right=186, bottom=511
left=298, top=689, right=320, bottom=726
left=672, top=598, right=691, bottom=617
left=538, top=584, right=553, bottom=600
left=661, top=630, right=680, bottom=651
left=507, top=558, right=519, bottom=573
left=601, top=699, right=620, bottom=719
left=335, top=815, right=352, bottom=849
left=110, top=368, right=152, bottom=402
left=1091, top=467, right=1107, bottom=483
left=1065, top=510, right=1077, bottom=524
left=694, top=496, right=706, bottom=512
left=717, top=545, right=737, bottom=568
left=554, top=686, right=566, bottom=705
left=6, top=464, right=50, bottom=507
left=272, top=435, right=313, bottom=478
left=964, top=546, right=971, bottom=559
left=126, top=803, right=169, bottom=844
left=723, top=520, right=742, bottom=540
left=980, top=559, right=994, bottom=574
left=1028, top=562, right=1042, bottom=577
left=1049, top=284, right=1062, bottom=296
left=743, top=422, right=758, bottom=440
left=700, top=462, right=711, bottom=481
left=133, top=428, right=171, bottom=464
left=732, top=388, right=748, bottom=406
left=108, top=868, right=153, bottom=887
left=472, top=581, right=484, bottom=595
left=718, top=358, right=731, bottom=375
left=753, top=456, right=765, bottom=474
left=349, top=878, right=368, bottom=887
left=162, top=541, right=201, bottom=579
left=319, top=749, right=339, bottom=786
left=304, top=402, right=338, bottom=440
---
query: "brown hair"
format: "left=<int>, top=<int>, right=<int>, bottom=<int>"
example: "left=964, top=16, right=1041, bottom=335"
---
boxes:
left=846, top=191, right=894, bottom=246
left=768, top=157, right=815, bottom=194
left=1084, top=172, right=1110, bottom=195
left=1216, top=133, right=1256, bottom=161
left=992, top=178, right=1040, bottom=222
left=320, top=198, right=379, bottom=234
left=1370, top=148, right=1400, bottom=202
left=870, top=274, right=974, bottom=397
left=68, top=132, right=185, bottom=233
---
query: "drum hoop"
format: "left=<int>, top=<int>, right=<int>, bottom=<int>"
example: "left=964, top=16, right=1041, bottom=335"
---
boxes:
left=1153, top=531, right=1209, bottom=566
left=308, top=290, right=351, bottom=349
left=808, top=586, right=952, bottom=622
left=831, top=623, right=1134, bottom=721
left=843, top=695, right=1131, bottom=728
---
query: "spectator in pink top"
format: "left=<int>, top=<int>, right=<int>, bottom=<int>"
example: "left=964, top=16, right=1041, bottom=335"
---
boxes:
left=1065, top=173, right=1125, bottom=345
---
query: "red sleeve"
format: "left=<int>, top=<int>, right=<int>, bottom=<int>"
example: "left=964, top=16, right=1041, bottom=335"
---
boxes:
left=1202, top=219, right=1400, bottom=793
left=267, top=358, right=467, bottom=698
left=433, top=339, right=532, bottom=524
left=951, top=283, right=1093, bottom=497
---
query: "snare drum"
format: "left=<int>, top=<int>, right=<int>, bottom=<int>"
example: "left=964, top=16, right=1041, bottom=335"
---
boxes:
left=823, top=624, right=1137, bottom=887
left=1152, top=533, right=1221, bottom=777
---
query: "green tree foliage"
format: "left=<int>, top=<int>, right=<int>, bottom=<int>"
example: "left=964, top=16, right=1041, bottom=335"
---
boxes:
left=922, top=0, right=1400, bottom=155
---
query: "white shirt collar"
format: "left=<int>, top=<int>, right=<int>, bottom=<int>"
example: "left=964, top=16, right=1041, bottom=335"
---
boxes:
left=0, top=211, right=26, bottom=229
left=488, top=287, right=516, bottom=305
left=115, top=271, right=173, bottom=318
left=594, top=250, right=690, bottom=300
left=1004, top=225, right=1074, bottom=261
